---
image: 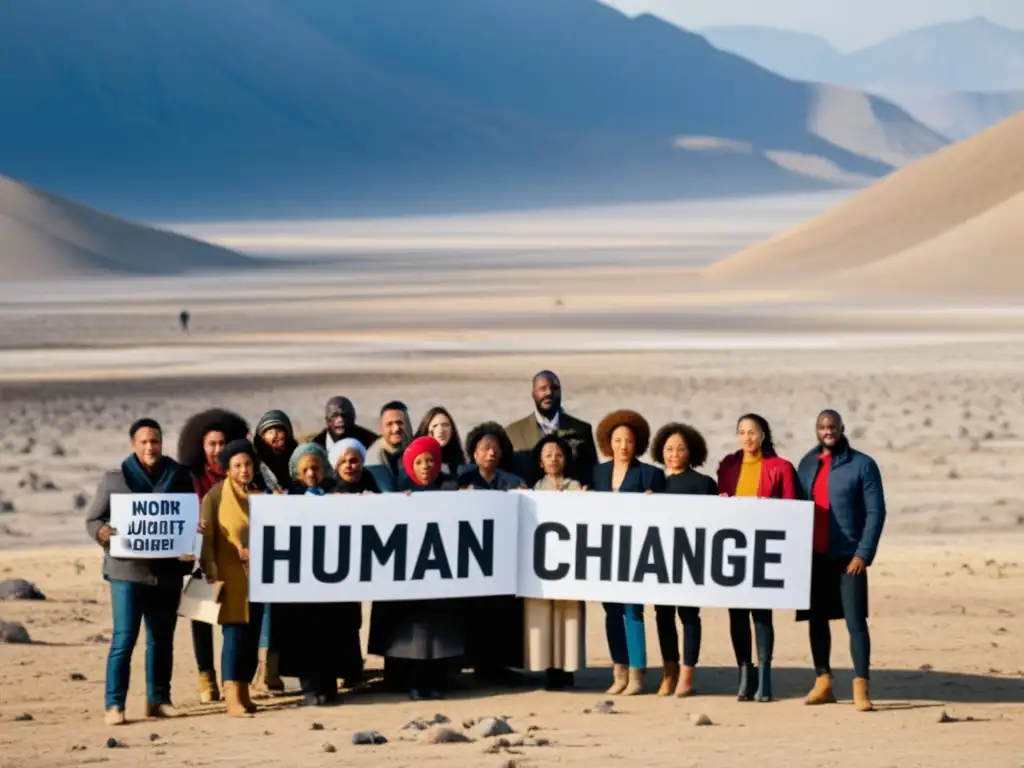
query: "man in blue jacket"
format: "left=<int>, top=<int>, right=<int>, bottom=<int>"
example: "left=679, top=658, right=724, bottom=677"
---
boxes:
left=795, top=410, right=886, bottom=713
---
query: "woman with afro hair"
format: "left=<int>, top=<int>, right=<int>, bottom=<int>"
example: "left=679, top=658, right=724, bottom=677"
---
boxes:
left=592, top=410, right=665, bottom=696
left=177, top=408, right=250, bottom=705
left=650, top=422, right=718, bottom=698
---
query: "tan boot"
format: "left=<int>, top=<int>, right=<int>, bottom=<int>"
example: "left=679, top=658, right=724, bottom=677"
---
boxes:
left=145, top=702, right=181, bottom=719
left=675, top=665, right=696, bottom=697
left=606, top=664, right=629, bottom=695
left=853, top=677, right=874, bottom=712
left=237, top=681, right=258, bottom=714
left=198, top=670, right=221, bottom=704
left=657, top=661, right=680, bottom=696
left=622, top=667, right=646, bottom=696
left=805, top=673, right=837, bottom=705
left=104, top=707, right=126, bottom=726
left=223, top=681, right=252, bottom=717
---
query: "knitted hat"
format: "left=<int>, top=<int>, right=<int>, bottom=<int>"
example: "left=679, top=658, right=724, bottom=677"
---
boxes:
left=288, top=442, right=328, bottom=481
left=328, top=437, right=366, bottom=471
left=403, top=436, right=443, bottom=486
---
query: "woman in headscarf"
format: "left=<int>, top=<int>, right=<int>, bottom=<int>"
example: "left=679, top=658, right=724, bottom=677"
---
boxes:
left=368, top=437, right=464, bottom=700
left=328, top=438, right=380, bottom=495
left=717, top=413, right=799, bottom=703
left=593, top=410, right=665, bottom=696
left=525, top=433, right=586, bottom=690
left=650, top=422, right=718, bottom=698
left=178, top=408, right=249, bottom=705
left=252, top=410, right=298, bottom=493
left=198, top=440, right=264, bottom=717
left=456, top=422, right=526, bottom=684
left=414, top=406, right=466, bottom=477
left=272, top=442, right=362, bottom=706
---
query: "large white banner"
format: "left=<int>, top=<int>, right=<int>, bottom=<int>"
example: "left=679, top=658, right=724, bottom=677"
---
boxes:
left=516, top=491, right=813, bottom=609
left=109, top=493, right=199, bottom=559
left=249, top=492, right=520, bottom=603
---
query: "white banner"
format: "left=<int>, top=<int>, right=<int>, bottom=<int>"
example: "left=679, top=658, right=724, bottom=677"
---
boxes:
left=109, top=493, right=200, bottom=559
left=249, top=492, right=520, bottom=603
left=516, top=491, right=813, bottom=609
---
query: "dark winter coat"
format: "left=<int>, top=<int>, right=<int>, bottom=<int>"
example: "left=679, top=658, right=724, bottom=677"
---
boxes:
left=311, top=424, right=379, bottom=452
left=592, top=459, right=666, bottom=493
left=505, top=410, right=599, bottom=487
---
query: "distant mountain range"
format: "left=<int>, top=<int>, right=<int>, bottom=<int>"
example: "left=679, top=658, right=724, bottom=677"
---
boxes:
left=0, top=0, right=945, bottom=220
left=701, top=18, right=1024, bottom=140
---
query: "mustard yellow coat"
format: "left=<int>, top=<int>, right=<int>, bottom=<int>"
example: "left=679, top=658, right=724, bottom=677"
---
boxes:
left=200, top=480, right=259, bottom=624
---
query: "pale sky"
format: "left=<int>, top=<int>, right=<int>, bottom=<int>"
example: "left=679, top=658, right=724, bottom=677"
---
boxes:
left=600, top=0, right=1024, bottom=50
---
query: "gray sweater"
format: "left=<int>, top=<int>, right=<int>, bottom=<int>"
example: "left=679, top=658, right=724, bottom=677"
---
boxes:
left=84, top=468, right=195, bottom=586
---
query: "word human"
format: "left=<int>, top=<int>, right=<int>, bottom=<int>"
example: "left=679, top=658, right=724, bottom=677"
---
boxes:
left=261, top=520, right=495, bottom=585
left=532, top=522, right=788, bottom=589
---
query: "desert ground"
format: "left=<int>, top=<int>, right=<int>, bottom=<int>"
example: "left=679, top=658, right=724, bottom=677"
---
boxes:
left=2, top=187, right=1024, bottom=766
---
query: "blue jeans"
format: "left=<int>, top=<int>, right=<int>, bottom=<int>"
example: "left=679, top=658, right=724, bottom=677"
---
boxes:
left=105, top=579, right=180, bottom=709
left=259, top=604, right=271, bottom=650
left=222, top=603, right=264, bottom=683
left=603, top=602, right=647, bottom=669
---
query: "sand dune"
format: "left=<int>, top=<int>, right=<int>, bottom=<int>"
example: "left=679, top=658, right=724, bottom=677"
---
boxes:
left=703, top=113, right=1024, bottom=293
left=0, top=176, right=253, bottom=281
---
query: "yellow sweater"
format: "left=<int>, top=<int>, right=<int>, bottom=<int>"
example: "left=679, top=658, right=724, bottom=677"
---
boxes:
left=735, top=453, right=763, bottom=498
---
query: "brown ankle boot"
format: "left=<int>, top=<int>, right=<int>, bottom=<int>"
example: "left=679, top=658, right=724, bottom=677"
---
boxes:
left=805, top=673, right=837, bottom=705
left=237, top=681, right=257, bottom=714
left=623, top=667, right=646, bottom=696
left=606, top=664, right=628, bottom=695
left=853, top=677, right=874, bottom=712
left=145, top=702, right=181, bottom=719
left=223, top=682, right=252, bottom=717
left=657, top=661, right=680, bottom=696
left=675, top=665, right=696, bottom=697
left=198, top=670, right=221, bottom=704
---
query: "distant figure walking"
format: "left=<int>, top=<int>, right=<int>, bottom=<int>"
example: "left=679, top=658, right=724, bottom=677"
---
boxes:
left=179, top=309, right=190, bottom=334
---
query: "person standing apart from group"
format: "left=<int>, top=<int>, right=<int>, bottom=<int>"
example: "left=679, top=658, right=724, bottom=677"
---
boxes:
left=85, top=419, right=197, bottom=725
left=593, top=409, right=665, bottom=696
left=717, top=413, right=799, bottom=703
left=651, top=422, right=718, bottom=698
left=796, top=410, right=886, bottom=712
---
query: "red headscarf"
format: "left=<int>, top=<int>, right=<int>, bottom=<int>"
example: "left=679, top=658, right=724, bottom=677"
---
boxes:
left=403, top=436, right=443, bottom=486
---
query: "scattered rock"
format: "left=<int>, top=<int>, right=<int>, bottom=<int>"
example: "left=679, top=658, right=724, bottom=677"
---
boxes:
left=423, top=726, right=472, bottom=744
left=0, top=579, right=46, bottom=600
left=0, top=499, right=13, bottom=514
left=0, top=620, right=31, bottom=643
left=13, top=713, right=34, bottom=722
left=149, top=733, right=161, bottom=742
left=690, top=713, right=713, bottom=726
left=51, top=443, right=67, bottom=457
left=402, top=713, right=451, bottom=730
left=470, top=717, right=515, bottom=739
left=322, top=742, right=337, bottom=753
left=310, top=722, right=325, bottom=731
left=71, top=745, right=87, bottom=752
left=17, top=471, right=58, bottom=492
left=919, top=663, right=934, bottom=672
left=946, top=468, right=961, bottom=480
left=352, top=730, right=388, bottom=745
left=69, top=672, right=87, bottom=681
left=938, top=710, right=958, bottom=723
left=73, top=493, right=89, bottom=510
left=85, top=633, right=110, bottom=644
left=531, top=737, right=552, bottom=746
left=105, top=737, right=122, bottom=748
left=584, top=699, right=616, bottom=714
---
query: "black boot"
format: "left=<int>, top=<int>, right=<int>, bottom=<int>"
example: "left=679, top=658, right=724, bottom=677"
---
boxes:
left=737, top=663, right=757, bottom=701
left=756, top=662, right=773, bottom=703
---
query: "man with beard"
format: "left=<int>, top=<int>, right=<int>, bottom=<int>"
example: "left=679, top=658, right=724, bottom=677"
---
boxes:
left=505, top=370, right=598, bottom=487
left=365, top=401, right=412, bottom=492
left=311, top=396, right=378, bottom=452
left=795, top=410, right=886, bottom=713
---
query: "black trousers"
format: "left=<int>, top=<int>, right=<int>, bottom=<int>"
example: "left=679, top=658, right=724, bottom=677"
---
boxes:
left=728, top=609, right=774, bottom=666
left=192, top=620, right=215, bottom=673
left=654, top=606, right=701, bottom=667
left=808, top=567, right=871, bottom=679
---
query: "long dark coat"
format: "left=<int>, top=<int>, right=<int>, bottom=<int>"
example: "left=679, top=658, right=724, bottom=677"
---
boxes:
left=271, top=484, right=364, bottom=685
left=366, top=474, right=466, bottom=661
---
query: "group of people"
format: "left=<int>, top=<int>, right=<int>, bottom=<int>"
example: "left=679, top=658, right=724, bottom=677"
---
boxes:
left=84, top=370, right=887, bottom=725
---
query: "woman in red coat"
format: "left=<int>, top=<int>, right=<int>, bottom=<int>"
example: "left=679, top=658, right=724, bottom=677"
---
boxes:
left=717, top=413, right=798, bottom=703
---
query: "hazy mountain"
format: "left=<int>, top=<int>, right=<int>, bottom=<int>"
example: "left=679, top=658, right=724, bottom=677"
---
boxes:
left=0, top=0, right=945, bottom=220
left=873, top=88, right=1024, bottom=140
left=699, top=25, right=847, bottom=83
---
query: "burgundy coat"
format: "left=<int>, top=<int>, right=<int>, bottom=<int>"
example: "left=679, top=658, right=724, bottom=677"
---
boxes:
left=717, top=450, right=799, bottom=500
